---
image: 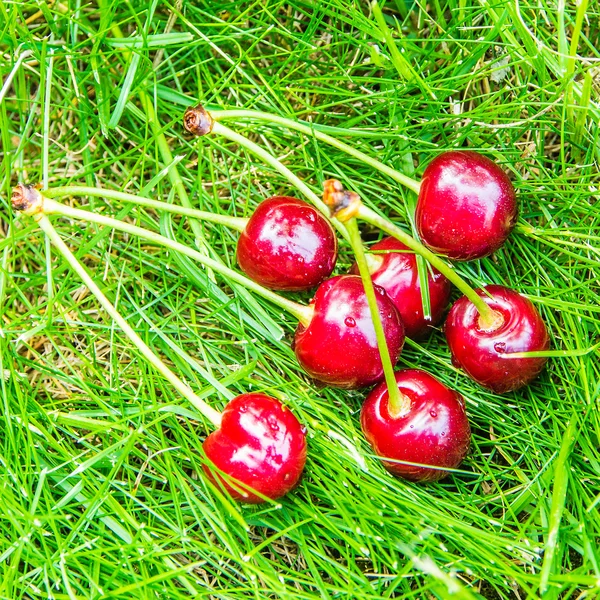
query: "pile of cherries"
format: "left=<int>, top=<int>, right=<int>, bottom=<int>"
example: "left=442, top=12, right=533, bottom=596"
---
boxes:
left=193, top=148, right=550, bottom=502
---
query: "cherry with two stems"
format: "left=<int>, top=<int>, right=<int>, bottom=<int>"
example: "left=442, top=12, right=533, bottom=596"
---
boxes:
left=13, top=184, right=308, bottom=504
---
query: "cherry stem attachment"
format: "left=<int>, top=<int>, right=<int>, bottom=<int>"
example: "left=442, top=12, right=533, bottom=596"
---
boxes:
left=17, top=187, right=314, bottom=328
left=27, top=212, right=223, bottom=429
left=44, top=186, right=248, bottom=232
left=345, top=218, right=406, bottom=416
left=208, top=108, right=422, bottom=195
left=357, top=203, right=501, bottom=328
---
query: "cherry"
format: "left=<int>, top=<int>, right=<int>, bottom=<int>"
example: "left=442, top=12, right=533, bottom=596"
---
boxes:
left=293, top=275, right=405, bottom=389
left=361, top=369, right=470, bottom=482
left=415, top=151, right=518, bottom=261
left=350, top=237, right=451, bottom=339
left=202, top=393, right=307, bottom=503
left=445, top=285, right=549, bottom=393
left=236, top=196, right=338, bottom=291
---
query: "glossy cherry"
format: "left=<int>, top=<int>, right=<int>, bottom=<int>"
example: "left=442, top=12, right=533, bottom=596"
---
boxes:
left=361, top=369, right=470, bottom=482
left=294, top=275, right=405, bottom=389
left=415, top=151, right=518, bottom=260
left=236, top=196, right=338, bottom=291
left=445, top=285, right=549, bottom=393
left=350, top=237, right=451, bottom=339
left=202, top=393, right=307, bottom=503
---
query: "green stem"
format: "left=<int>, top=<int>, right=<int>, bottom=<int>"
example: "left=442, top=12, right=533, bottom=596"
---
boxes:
left=210, top=109, right=422, bottom=195
left=42, top=197, right=313, bottom=327
left=345, top=219, right=405, bottom=415
left=358, top=205, right=499, bottom=327
left=33, top=214, right=223, bottom=429
left=210, top=121, right=351, bottom=244
left=44, top=185, right=248, bottom=232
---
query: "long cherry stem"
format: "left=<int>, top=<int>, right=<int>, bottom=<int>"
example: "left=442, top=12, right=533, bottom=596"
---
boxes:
left=358, top=204, right=500, bottom=327
left=209, top=109, right=422, bottom=195
left=37, top=196, right=314, bottom=327
left=345, top=219, right=404, bottom=414
left=32, top=213, right=223, bottom=428
left=44, top=186, right=248, bottom=231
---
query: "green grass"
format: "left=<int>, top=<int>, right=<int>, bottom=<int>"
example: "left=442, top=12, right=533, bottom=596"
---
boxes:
left=1, top=0, right=599, bottom=598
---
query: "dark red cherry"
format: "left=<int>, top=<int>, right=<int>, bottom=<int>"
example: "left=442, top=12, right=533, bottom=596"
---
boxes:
left=361, top=369, right=470, bottom=482
left=415, top=151, right=518, bottom=260
left=202, top=393, right=307, bottom=503
left=236, top=196, right=338, bottom=291
left=293, top=275, right=405, bottom=389
left=350, top=237, right=451, bottom=339
left=445, top=285, right=549, bottom=393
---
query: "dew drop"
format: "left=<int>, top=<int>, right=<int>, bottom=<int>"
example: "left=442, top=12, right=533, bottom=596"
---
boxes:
left=267, top=416, right=280, bottom=431
left=410, top=424, right=414, bottom=429
left=298, top=256, right=304, bottom=264
left=494, top=342, right=507, bottom=353
left=441, top=431, right=446, bottom=437
left=375, top=285, right=386, bottom=296
left=344, top=316, right=356, bottom=327
left=239, top=405, right=248, bottom=413
left=284, top=473, right=291, bottom=481
left=300, top=426, right=307, bottom=435
left=307, top=213, right=316, bottom=222
left=429, top=410, right=437, bottom=418
left=451, top=356, right=462, bottom=368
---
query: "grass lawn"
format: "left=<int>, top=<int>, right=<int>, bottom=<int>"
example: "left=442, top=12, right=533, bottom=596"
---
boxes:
left=1, top=1, right=599, bottom=598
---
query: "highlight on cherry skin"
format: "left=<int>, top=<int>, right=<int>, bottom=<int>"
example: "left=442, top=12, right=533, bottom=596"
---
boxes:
left=350, top=237, right=452, bottom=339
left=415, top=151, right=518, bottom=261
left=361, top=369, right=471, bottom=483
left=445, top=285, right=550, bottom=393
left=237, top=196, right=338, bottom=291
left=293, top=275, right=405, bottom=389
left=202, top=393, right=307, bottom=503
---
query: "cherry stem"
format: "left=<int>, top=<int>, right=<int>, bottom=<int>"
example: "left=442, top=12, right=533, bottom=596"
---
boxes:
left=32, top=213, right=223, bottom=429
left=209, top=109, right=422, bottom=195
left=44, top=186, right=248, bottom=232
left=345, top=218, right=405, bottom=415
left=357, top=204, right=501, bottom=327
left=208, top=121, right=351, bottom=244
left=37, top=194, right=314, bottom=327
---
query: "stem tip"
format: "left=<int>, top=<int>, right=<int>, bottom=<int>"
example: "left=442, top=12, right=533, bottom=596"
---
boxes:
left=183, top=104, right=215, bottom=137
left=322, top=179, right=362, bottom=222
left=11, top=183, right=43, bottom=215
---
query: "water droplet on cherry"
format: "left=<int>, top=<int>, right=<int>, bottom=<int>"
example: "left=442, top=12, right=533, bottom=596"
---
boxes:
left=494, top=342, right=507, bottom=353
left=344, top=316, right=356, bottom=327
left=429, top=410, right=437, bottom=418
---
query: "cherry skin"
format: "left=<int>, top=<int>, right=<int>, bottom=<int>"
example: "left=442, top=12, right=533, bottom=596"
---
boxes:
left=294, top=275, right=405, bottom=389
left=415, top=151, right=518, bottom=260
left=361, top=369, right=471, bottom=482
left=236, top=196, right=338, bottom=291
left=202, top=393, right=307, bottom=503
left=350, top=237, right=451, bottom=339
left=445, top=285, right=550, bottom=393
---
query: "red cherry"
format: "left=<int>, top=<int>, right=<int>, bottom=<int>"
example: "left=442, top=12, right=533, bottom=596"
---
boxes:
left=445, top=285, right=550, bottom=393
left=293, top=275, right=405, bottom=389
left=415, top=151, right=518, bottom=260
left=202, top=393, right=307, bottom=503
left=361, top=369, right=470, bottom=482
left=350, top=237, right=451, bottom=339
left=236, top=196, right=338, bottom=291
